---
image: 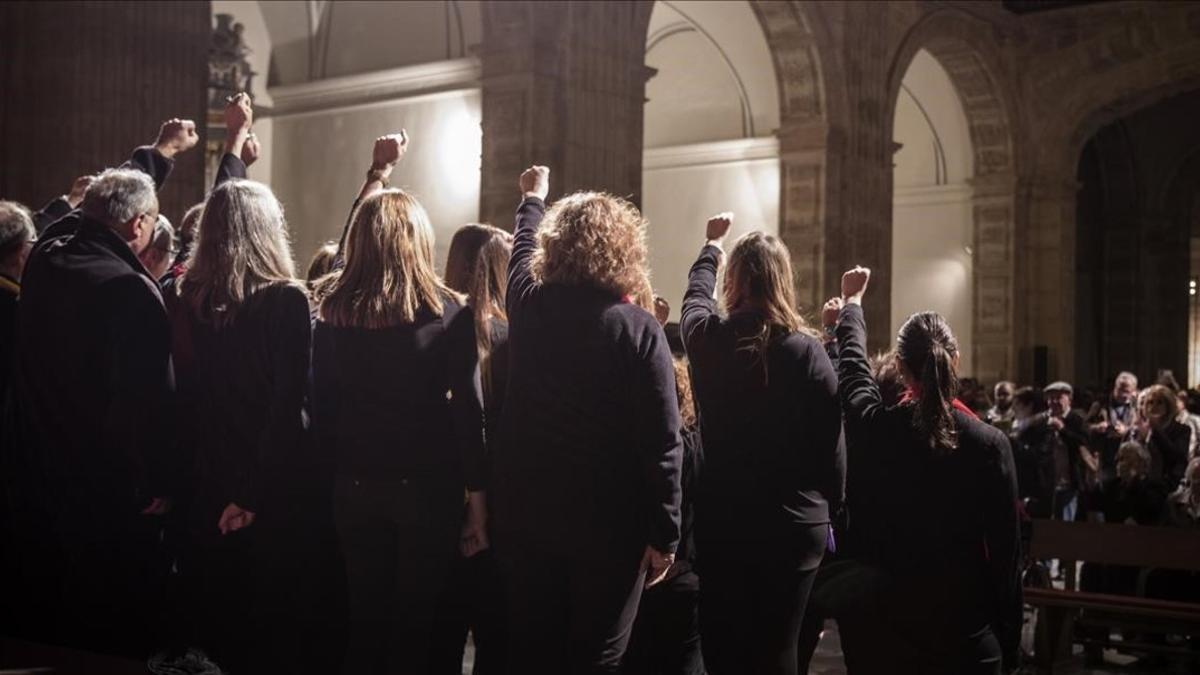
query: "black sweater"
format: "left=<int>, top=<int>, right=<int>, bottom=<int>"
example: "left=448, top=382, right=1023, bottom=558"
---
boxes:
left=493, top=197, right=682, bottom=554
left=836, top=302, right=1022, bottom=659
left=681, top=244, right=845, bottom=542
left=171, top=283, right=311, bottom=514
left=312, top=296, right=486, bottom=491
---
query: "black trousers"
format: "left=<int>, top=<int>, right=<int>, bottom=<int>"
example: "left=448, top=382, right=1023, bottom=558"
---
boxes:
left=335, top=474, right=462, bottom=675
left=697, top=524, right=827, bottom=675
left=500, top=534, right=646, bottom=675
left=429, top=548, right=507, bottom=675
left=622, top=570, right=703, bottom=675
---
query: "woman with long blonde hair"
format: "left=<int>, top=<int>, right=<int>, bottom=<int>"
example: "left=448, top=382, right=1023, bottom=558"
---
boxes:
left=495, top=166, right=682, bottom=674
left=311, top=138, right=487, bottom=674
left=171, top=178, right=312, bottom=672
left=680, top=214, right=844, bottom=675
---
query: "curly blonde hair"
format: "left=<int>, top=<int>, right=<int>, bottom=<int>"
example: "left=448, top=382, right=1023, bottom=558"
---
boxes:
left=531, top=191, right=649, bottom=297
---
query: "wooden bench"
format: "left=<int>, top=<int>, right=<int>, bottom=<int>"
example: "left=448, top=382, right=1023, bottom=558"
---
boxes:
left=1025, top=518, right=1200, bottom=672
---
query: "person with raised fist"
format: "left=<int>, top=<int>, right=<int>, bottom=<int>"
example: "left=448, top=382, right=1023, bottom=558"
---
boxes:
left=310, top=133, right=488, bottom=674
left=833, top=266, right=1021, bottom=674
left=493, top=165, right=683, bottom=674
left=679, top=213, right=844, bottom=675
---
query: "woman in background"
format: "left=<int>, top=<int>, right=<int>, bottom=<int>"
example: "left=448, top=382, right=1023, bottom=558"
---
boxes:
left=431, top=223, right=512, bottom=675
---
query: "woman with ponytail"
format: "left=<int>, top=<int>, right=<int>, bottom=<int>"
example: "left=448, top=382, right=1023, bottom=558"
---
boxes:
left=680, top=213, right=844, bottom=675
left=834, top=266, right=1021, bottom=675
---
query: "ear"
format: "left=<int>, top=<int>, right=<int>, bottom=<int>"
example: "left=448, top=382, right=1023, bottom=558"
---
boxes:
left=123, top=214, right=146, bottom=241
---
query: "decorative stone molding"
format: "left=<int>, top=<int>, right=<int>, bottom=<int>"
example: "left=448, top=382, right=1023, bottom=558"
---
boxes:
left=643, top=138, right=780, bottom=171
left=267, top=57, right=481, bottom=117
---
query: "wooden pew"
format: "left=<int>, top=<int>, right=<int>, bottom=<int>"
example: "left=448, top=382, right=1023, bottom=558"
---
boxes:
left=1025, top=519, right=1200, bottom=672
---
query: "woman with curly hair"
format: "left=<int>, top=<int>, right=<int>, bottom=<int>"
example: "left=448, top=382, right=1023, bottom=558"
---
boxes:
left=494, top=166, right=682, bottom=674
left=679, top=214, right=844, bottom=675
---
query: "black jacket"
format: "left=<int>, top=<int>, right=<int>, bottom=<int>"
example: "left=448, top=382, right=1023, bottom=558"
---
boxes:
left=170, top=283, right=311, bottom=515
left=311, top=296, right=486, bottom=493
left=681, top=244, right=844, bottom=542
left=14, top=217, right=174, bottom=518
left=836, top=303, right=1022, bottom=661
left=1146, top=421, right=1191, bottom=488
left=493, top=196, right=682, bottom=554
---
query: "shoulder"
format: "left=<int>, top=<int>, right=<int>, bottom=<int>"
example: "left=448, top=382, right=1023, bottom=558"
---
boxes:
left=955, top=411, right=1012, bottom=461
left=607, top=301, right=670, bottom=355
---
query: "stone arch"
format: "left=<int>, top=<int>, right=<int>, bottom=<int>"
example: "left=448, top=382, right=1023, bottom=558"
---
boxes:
left=747, top=0, right=847, bottom=313
left=884, top=9, right=1019, bottom=382
left=1020, top=0, right=1200, bottom=384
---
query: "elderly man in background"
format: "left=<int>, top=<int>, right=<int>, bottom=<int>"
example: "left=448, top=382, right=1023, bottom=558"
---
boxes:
left=10, top=166, right=179, bottom=658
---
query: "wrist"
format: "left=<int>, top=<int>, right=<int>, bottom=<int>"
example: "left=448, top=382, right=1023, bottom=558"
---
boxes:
left=370, top=162, right=396, bottom=174
left=705, top=239, right=724, bottom=251
left=522, top=192, right=546, bottom=202
left=844, top=294, right=864, bottom=306
left=153, top=143, right=177, bottom=159
left=366, top=166, right=393, bottom=187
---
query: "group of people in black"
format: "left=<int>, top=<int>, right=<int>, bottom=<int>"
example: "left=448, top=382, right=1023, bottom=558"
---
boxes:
left=0, top=92, right=1026, bottom=675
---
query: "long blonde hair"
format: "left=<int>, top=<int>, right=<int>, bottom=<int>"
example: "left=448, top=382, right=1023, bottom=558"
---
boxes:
left=722, top=231, right=813, bottom=354
left=318, top=189, right=456, bottom=328
left=531, top=191, right=649, bottom=298
left=179, top=180, right=299, bottom=328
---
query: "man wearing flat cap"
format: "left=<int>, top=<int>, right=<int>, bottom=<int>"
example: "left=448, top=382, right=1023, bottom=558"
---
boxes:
left=1018, top=381, right=1094, bottom=521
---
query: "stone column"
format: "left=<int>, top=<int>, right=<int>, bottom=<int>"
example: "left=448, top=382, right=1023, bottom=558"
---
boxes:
left=478, top=1, right=653, bottom=228
left=971, top=172, right=1018, bottom=384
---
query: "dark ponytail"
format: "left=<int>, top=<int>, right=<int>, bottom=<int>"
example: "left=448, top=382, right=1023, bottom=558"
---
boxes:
left=898, top=312, right=959, bottom=453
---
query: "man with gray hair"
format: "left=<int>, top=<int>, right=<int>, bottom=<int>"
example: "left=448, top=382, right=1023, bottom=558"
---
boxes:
left=0, top=200, right=35, bottom=391
left=11, top=165, right=177, bottom=656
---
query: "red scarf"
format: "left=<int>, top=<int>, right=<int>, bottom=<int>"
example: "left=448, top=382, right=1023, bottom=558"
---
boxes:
left=897, top=387, right=979, bottom=419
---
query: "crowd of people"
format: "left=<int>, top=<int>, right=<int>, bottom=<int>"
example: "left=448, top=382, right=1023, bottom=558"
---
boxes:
left=0, top=92, right=1189, bottom=675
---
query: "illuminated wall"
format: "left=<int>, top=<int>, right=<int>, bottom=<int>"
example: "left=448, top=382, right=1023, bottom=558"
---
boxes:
left=642, top=0, right=781, bottom=321
left=892, top=49, right=975, bottom=374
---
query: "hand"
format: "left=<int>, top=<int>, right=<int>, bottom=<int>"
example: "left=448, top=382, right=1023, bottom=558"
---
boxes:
left=66, top=175, right=95, bottom=208
left=1047, top=416, right=1064, bottom=431
left=223, top=92, right=253, bottom=134
left=841, top=266, right=871, bottom=304
left=821, top=296, right=844, bottom=329
left=460, top=491, right=490, bottom=557
left=140, top=497, right=171, bottom=516
left=155, top=118, right=199, bottom=158
left=217, top=502, right=256, bottom=535
left=653, top=296, right=670, bottom=326
left=519, top=165, right=550, bottom=201
left=1090, top=420, right=1109, bottom=435
left=640, top=545, right=675, bottom=588
left=1079, top=446, right=1099, bottom=474
left=241, top=133, right=261, bottom=166
left=705, top=212, right=733, bottom=243
left=371, top=131, right=408, bottom=171
left=1112, top=421, right=1128, bottom=437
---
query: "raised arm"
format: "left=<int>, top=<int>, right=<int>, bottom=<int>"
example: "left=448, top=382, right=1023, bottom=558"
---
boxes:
left=32, top=175, right=93, bottom=232
left=133, top=117, right=199, bottom=189
left=214, top=92, right=255, bottom=189
left=506, top=165, right=549, bottom=318
left=680, top=213, right=731, bottom=356
left=835, top=267, right=885, bottom=425
left=336, top=132, right=409, bottom=259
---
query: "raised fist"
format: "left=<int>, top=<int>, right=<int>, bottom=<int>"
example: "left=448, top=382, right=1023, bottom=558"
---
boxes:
left=653, top=296, right=670, bottom=326
left=841, top=266, right=871, bottom=301
left=224, top=92, right=253, bottom=133
left=66, top=174, right=95, bottom=208
left=821, top=296, right=844, bottom=329
left=519, top=165, right=550, bottom=201
left=705, top=212, right=733, bottom=242
left=155, top=118, right=199, bottom=157
left=241, top=133, right=261, bottom=167
left=372, top=131, right=408, bottom=170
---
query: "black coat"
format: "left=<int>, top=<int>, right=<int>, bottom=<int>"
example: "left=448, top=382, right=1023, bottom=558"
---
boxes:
left=835, top=302, right=1022, bottom=661
left=493, top=196, right=682, bottom=554
left=14, top=217, right=174, bottom=519
left=170, top=283, right=311, bottom=516
left=680, top=244, right=844, bottom=543
left=1147, top=420, right=1191, bottom=488
left=311, top=296, right=486, bottom=492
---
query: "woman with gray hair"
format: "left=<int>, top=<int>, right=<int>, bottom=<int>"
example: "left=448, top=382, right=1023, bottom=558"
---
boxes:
left=171, top=178, right=312, bottom=673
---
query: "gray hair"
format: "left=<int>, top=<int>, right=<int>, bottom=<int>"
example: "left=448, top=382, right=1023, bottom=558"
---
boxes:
left=1115, top=371, right=1138, bottom=389
left=149, top=215, right=177, bottom=255
left=80, top=168, right=157, bottom=227
left=0, top=200, right=35, bottom=258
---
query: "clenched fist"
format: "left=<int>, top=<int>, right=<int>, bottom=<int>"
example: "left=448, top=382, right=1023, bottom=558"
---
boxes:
left=821, top=296, right=844, bottom=330
left=224, top=92, right=253, bottom=134
left=841, top=266, right=871, bottom=304
left=155, top=118, right=199, bottom=158
left=241, top=133, right=261, bottom=167
left=705, top=212, right=733, bottom=243
left=372, top=131, right=409, bottom=170
left=519, top=165, right=550, bottom=201
left=66, top=175, right=95, bottom=208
